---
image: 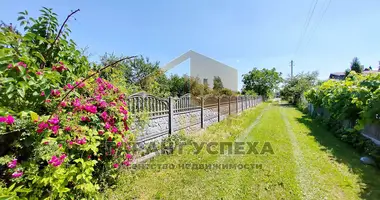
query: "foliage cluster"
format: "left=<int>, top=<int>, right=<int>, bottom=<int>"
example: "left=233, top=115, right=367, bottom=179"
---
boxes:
left=305, top=71, right=380, bottom=165
left=280, top=71, right=320, bottom=109
left=242, top=67, right=282, bottom=99
left=0, top=8, right=133, bottom=199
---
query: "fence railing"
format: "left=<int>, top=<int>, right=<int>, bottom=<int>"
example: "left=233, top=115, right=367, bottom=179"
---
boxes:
left=127, top=92, right=263, bottom=143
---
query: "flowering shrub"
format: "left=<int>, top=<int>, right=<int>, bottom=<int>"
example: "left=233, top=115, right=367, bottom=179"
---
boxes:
left=1, top=76, right=134, bottom=198
left=0, top=8, right=135, bottom=199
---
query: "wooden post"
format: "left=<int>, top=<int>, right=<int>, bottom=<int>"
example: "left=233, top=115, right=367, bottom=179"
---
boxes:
left=168, top=97, right=173, bottom=135
left=201, top=97, right=204, bottom=128
left=217, top=97, right=220, bottom=122
left=228, top=96, right=231, bottom=115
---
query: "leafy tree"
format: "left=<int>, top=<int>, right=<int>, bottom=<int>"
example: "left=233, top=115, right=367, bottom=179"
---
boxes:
left=350, top=57, right=363, bottom=74
left=280, top=71, right=319, bottom=105
left=213, top=76, right=223, bottom=91
left=100, top=54, right=170, bottom=96
left=242, top=68, right=282, bottom=98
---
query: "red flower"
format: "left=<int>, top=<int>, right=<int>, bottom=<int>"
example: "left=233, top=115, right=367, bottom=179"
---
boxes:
left=41, top=91, right=45, bottom=96
left=113, top=163, right=119, bottom=168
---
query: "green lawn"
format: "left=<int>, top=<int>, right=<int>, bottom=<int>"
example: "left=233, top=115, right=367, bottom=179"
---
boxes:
left=104, top=103, right=380, bottom=200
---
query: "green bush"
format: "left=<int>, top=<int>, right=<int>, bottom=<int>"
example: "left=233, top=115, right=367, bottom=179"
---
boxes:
left=0, top=8, right=134, bottom=199
left=305, top=71, right=380, bottom=166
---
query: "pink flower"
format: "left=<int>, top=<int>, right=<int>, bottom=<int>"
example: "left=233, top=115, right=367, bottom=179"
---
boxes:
left=77, top=137, right=87, bottom=145
left=110, top=102, right=116, bottom=107
left=64, top=126, right=71, bottom=131
left=75, top=81, right=85, bottom=88
left=60, top=101, right=67, bottom=107
left=73, top=98, right=81, bottom=107
left=0, top=115, right=14, bottom=125
left=11, top=171, right=23, bottom=178
left=59, top=154, right=67, bottom=160
left=58, top=144, right=62, bottom=148
left=84, top=105, right=97, bottom=113
left=113, top=163, right=119, bottom=168
left=43, top=141, right=49, bottom=145
left=50, top=89, right=60, bottom=97
left=52, top=63, right=67, bottom=72
left=125, top=154, right=132, bottom=160
left=64, top=83, right=74, bottom=90
left=36, top=71, right=43, bottom=75
left=50, top=125, right=59, bottom=135
left=119, top=106, right=128, bottom=115
left=7, top=159, right=17, bottom=168
left=106, top=83, right=114, bottom=89
left=81, top=116, right=90, bottom=122
left=6, top=115, right=14, bottom=125
left=48, top=154, right=66, bottom=167
left=96, top=78, right=103, bottom=84
left=99, top=100, right=107, bottom=108
left=69, top=141, right=74, bottom=146
left=45, top=99, right=51, bottom=103
left=104, top=122, right=111, bottom=129
left=41, top=91, right=45, bottom=96
left=7, top=64, right=13, bottom=69
left=38, top=122, right=49, bottom=129
left=17, top=62, right=27, bottom=68
left=101, top=111, right=108, bottom=121
left=48, top=117, right=59, bottom=125
left=111, top=126, right=118, bottom=133
left=122, top=160, right=130, bottom=166
left=117, top=142, right=122, bottom=148
left=111, top=148, right=115, bottom=155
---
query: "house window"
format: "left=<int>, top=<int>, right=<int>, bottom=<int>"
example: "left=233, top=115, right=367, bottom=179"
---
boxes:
left=203, top=78, right=208, bottom=85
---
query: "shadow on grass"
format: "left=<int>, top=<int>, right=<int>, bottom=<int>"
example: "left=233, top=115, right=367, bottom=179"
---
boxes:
left=296, top=114, right=380, bottom=200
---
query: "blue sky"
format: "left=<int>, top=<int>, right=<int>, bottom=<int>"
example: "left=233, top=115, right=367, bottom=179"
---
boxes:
left=2, top=0, right=380, bottom=90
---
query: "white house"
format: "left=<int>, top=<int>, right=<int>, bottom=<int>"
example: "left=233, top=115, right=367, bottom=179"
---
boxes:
left=161, top=50, right=238, bottom=91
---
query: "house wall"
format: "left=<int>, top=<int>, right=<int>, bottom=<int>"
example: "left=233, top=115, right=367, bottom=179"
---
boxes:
left=190, top=51, right=238, bottom=91
left=161, top=50, right=238, bottom=92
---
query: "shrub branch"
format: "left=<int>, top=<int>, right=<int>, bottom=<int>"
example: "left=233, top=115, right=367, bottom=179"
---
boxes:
left=48, top=56, right=137, bottom=120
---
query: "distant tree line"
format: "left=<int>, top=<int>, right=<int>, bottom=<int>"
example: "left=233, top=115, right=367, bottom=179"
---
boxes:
left=99, top=54, right=237, bottom=97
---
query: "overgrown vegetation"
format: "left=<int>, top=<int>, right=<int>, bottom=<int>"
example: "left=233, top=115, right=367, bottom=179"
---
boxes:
left=0, top=8, right=134, bottom=199
left=280, top=71, right=320, bottom=109
left=305, top=71, right=380, bottom=165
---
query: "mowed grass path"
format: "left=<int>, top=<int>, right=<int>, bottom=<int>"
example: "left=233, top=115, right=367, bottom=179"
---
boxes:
left=105, top=103, right=380, bottom=200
